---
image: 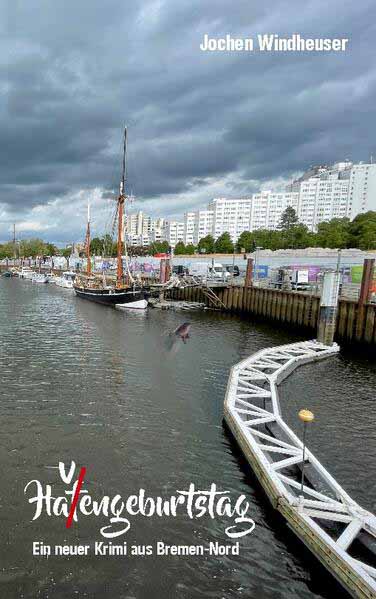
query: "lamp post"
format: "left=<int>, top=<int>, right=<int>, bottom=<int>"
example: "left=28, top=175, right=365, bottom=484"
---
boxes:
left=298, top=409, right=314, bottom=495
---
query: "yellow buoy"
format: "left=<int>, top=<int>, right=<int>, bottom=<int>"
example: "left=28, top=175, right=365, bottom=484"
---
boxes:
left=299, top=409, right=314, bottom=423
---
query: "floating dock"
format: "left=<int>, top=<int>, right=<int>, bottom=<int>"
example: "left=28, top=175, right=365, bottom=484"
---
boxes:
left=224, top=340, right=376, bottom=598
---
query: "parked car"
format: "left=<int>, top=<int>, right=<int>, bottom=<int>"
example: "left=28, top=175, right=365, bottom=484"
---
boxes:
left=225, top=265, right=240, bottom=277
left=189, top=262, right=230, bottom=281
left=172, top=265, right=189, bottom=276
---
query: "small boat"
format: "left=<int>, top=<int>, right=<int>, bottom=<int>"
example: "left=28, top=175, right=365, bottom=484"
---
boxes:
left=18, top=267, right=34, bottom=279
left=74, top=127, right=147, bottom=309
left=55, top=271, right=76, bottom=289
left=116, top=298, right=148, bottom=310
left=1, top=271, right=13, bottom=278
left=31, top=273, right=48, bottom=284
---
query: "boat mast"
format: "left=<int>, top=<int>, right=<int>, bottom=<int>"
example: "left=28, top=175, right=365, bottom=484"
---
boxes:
left=85, top=201, right=91, bottom=276
left=13, top=223, right=16, bottom=264
left=116, top=127, right=127, bottom=287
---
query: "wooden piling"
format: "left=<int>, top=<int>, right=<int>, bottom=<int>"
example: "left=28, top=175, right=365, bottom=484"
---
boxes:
left=355, top=259, right=375, bottom=342
left=168, top=282, right=376, bottom=345
left=245, top=258, right=254, bottom=287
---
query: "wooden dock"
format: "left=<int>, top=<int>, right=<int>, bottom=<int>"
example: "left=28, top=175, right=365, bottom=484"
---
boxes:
left=224, top=340, right=376, bottom=598
left=168, top=285, right=376, bottom=345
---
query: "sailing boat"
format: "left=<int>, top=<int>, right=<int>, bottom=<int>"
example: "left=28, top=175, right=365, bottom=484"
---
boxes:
left=74, top=128, right=147, bottom=308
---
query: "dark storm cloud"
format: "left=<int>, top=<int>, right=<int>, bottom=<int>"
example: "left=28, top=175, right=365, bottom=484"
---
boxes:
left=1, top=0, right=376, bottom=240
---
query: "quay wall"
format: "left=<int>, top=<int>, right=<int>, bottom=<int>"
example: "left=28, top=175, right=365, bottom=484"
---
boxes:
left=168, top=285, right=376, bottom=345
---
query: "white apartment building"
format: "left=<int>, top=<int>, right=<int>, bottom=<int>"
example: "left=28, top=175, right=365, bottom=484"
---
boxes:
left=162, top=221, right=185, bottom=248
left=250, top=192, right=299, bottom=231
left=125, top=161, right=376, bottom=248
left=125, top=211, right=151, bottom=236
left=183, top=212, right=196, bottom=245
left=348, top=162, right=376, bottom=219
left=193, top=209, right=213, bottom=244
left=125, top=212, right=166, bottom=245
left=126, top=234, right=151, bottom=247
left=285, top=160, right=376, bottom=230
left=208, top=198, right=252, bottom=243
left=150, top=217, right=165, bottom=243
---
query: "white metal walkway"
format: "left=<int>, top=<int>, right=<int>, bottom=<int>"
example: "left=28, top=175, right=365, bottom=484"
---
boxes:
left=224, top=340, right=376, bottom=598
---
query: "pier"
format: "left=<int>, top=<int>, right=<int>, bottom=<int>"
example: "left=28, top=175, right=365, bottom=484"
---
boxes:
left=224, top=340, right=376, bottom=598
left=168, top=282, right=376, bottom=345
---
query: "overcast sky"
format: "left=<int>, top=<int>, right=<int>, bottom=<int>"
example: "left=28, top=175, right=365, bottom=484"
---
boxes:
left=1, top=0, right=375, bottom=244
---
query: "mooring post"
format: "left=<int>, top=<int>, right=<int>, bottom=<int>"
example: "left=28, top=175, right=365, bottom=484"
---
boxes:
left=317, top=271, right=340, bottom=345
left=159, top=259, right=166, bottom=284
left=355, top=259, right=375, bottom=342
left=165, top=258, right=171, bottom=282
left=245, top=258, right=254, bottom=288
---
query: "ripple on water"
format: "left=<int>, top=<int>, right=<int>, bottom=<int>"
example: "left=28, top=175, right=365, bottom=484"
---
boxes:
left=0, top=278, right=374, bottom=598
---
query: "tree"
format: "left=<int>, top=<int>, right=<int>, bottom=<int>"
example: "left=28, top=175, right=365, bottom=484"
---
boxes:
left=214, top=232, right=234, bottom=253
left=316, top=218, right=350, bottom=248
left=236, top=231, right=256, bottom=253
left=349, top=211, right=376, bottom=250
left=149, top=240, right=170, bottom=255
left=61, top=246, right=72, bottom=267
left=197, top=234, right=215, bottom=254
left=0, top=242, right=16, bottom=259
left=288, top=223, right=313, bottom=249
left=127, top=245, right=150, bottom=257
left=19, top=238, right=49, bottom=258
left=184, top=243, right=196, bottom=255
left=174, top=241, right=186, bottom=255
left=279, top=206, right=299, bottom=231
left=98, top=234, right=117, bottom=257
left=44, top=243, right=57, bottom=256
left=90, top=237, right=104, bottom=255
left=278, top=207, right=312, bottom=249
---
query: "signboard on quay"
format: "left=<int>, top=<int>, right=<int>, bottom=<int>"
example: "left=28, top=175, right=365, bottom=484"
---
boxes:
left=351, top=264, right=376, bottom=292
left=320, top=271, right=341, bottom=307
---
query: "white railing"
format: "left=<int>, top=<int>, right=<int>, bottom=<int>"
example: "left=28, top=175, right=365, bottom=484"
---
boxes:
left=224, top=340, right=376, bottom=598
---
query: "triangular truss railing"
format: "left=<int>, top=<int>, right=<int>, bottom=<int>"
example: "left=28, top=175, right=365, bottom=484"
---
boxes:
left=224, top=340, right=376, bottom=597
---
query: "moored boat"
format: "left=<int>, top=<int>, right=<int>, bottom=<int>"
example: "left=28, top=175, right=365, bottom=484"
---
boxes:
left=55, top=271, right=76, bottom=289
left=74, top=127, right=147, bottom=308
left=18, top=267, right=34, bottom=279
left=31, top=273, right=48, bottom=284
left=74, top=283, right=146, bottom=307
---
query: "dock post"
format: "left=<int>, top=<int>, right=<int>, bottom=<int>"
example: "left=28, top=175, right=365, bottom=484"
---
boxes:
left=317, top=271, right=340, bottom=346
left=245, top=258, right=254, bottom=288
left=355, top=259, right=375, bottom=342
left=159, top=259, right=166, bottom=284
left=165, top=258, right=171, bottom=281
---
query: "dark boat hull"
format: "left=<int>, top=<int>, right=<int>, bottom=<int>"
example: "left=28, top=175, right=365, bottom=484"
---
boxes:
left=74, top=287, right=146, bottom=306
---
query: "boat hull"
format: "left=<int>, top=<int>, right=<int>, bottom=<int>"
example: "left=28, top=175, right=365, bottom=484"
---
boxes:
left=115, top=299, right=148, bottom=310
left=74, top=287, right=146, bottom=306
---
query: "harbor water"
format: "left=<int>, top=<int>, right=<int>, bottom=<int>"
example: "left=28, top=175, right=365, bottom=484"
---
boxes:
left=0, top=278, right=375, bottom=598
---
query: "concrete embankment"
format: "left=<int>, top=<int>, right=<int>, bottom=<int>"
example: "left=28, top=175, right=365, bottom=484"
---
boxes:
left=168, top=285, right=376, bottom=345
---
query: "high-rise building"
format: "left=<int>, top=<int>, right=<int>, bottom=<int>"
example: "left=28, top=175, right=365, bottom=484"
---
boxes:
left=125, top=212, right=166, bottom=246
left=162, top=221, right=185, bottom=248
left=348, top=162, right=376, bottom=219
left=193, top=210, right=213, bottom=244
left=183, top=212, right=196, bottom=245
left=208, top=198, right=253, bottom=243
left=249, top=192, right=299, bottom=231
left=125, top=160, right=376, bottom=248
